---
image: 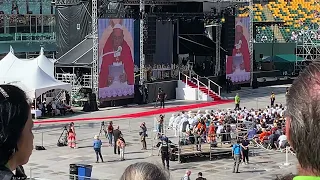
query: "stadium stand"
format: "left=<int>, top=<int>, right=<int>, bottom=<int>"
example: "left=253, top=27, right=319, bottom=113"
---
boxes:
left=0, top=0, right=54, bottom=15
left=238, top=0, right=320, bottom=42
left=0, top=0, right=56, bottom=55
left=0, top=0, right=55, bottom=38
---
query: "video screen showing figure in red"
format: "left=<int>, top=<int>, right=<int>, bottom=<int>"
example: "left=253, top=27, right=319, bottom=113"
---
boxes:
left=226, top=17, right=251, bottom=84
left=98, top=19, right=135, bottom=101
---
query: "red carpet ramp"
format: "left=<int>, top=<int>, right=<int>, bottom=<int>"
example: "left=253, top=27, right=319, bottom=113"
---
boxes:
left=34, top=100, right=233, bottom=125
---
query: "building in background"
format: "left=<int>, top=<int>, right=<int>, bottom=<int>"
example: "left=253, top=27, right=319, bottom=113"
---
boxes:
left=0, top=0, right=56, bottom=59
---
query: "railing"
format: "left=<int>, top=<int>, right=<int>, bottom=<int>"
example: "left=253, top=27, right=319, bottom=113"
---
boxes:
left=179, top=72, right=215, bottom=99
left=191, top=76, right=211, bottom=98
left=190, top=72, right=222, bottom=96
left=207, top=78, right=221, bottom=96
left=55, top=73, right=92, bottom=88
left=0, top=33, right=56, bottom=42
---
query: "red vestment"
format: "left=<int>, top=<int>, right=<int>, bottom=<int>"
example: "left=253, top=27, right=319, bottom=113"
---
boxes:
left=98, top=37, right=134, bottom=88
left=226, top=24, right=251, bottom=74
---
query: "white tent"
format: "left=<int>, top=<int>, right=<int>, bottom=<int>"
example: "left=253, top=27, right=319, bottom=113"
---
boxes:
left=0, top=46, right=71, bottom=99
left=0, top=46, right=20, bottom=78
left=32, top=47, right=55, bottom=77
left=2, top=65, right=71, bottom=99
left=0, top=47, right=55, bottom=78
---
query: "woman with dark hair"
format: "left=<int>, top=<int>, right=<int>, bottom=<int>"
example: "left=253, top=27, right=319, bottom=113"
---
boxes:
left=0, top=85, right=34, bottom=180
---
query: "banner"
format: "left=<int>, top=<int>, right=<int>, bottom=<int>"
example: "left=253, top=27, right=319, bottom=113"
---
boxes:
left=98, top=19, right=135, bottom=101
left=226, top=17, right=251, bottom=84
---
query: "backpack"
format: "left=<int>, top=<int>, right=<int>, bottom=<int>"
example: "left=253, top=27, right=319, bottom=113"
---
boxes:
left=161, top=141, right=169, bottom=154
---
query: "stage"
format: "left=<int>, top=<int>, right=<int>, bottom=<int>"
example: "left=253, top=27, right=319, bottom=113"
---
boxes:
left=173, top=143, right=232, bottom=163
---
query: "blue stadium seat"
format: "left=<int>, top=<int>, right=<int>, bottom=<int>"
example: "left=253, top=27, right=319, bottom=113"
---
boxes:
left=28, top=1, right=40, bottom=14
left=0, top=2, right=12, bottom=14
left=17, top=1, right=27, bottom=14
left=42, top=0, right=52, bottom=14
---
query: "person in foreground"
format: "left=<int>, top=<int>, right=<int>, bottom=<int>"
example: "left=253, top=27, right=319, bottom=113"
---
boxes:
left=93, top=135, right=104, bottom=163
left=120, top=162, right=169, bottom=180
left=232, top=140, right=242, bottom=173
left=285, top=62, right=320, bottom=180
left=0, top=85, right=34, bottom=180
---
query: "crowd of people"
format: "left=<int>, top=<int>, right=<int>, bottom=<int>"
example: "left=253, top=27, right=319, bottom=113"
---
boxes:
left=36, top=98, right=74, bottom=117
left=2, top=62, right=320, bottom=180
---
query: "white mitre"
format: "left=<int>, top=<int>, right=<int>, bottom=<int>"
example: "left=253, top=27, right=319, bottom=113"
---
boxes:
left=235, top=21, right=243, bottom=28
left=113, top=24, right=123, bottom=29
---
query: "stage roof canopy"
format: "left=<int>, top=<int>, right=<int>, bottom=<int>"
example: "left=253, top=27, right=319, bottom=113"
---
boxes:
left=55, top=38, right=93, bottom=67
left=179, top=35, right=216, bottom=55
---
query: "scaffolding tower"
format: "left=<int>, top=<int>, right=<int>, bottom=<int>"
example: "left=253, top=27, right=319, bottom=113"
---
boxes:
left=294, top=26, right=320, bottom=73
left=92, top=0, right=99, bottom=99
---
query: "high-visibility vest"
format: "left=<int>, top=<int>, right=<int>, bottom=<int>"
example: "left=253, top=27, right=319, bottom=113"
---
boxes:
left=235, top=96, right=240, bottom=104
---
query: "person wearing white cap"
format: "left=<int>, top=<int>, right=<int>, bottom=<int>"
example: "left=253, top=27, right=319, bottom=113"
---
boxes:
left=93, top=135, right=104, bottom=163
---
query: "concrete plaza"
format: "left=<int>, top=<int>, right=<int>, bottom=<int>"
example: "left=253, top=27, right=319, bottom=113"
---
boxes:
left=26, top=84, right=297, bottom=180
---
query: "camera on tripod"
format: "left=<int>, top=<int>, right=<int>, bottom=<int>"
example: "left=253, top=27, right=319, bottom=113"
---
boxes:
left=57, top=125, right=69, bottom=147
left=99, top=121, right=106, bottom=137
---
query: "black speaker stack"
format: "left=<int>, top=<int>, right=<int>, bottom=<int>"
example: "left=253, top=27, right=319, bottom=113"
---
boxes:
left=88, top=93, right=98, bottom=111
left=143, top=16, right=156, bottom=55
left=252, top=73, right=259, bottom=89
left=83, top=93, right=98, bottom=112
left=221, top=9, right=236, bottom=56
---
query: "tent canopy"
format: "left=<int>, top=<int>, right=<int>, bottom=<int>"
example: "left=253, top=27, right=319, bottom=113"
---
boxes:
left=0, top=47, right=71, bottom=99
left=0, top=47, right=20, bottom=77
left=32, top=47, right=55, bottom=77
left=273, top=54, right=303, bottom=62
left=272, top=54, right=299, bottom=75
left=0, top=47, right=55, bottom=78
left=1, top=66, right=71, bottom=99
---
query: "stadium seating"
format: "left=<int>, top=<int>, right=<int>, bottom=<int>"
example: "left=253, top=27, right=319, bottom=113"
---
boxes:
left=0, top=2, right=12, bottom=14
left=238, top=4, right=267, bottom=21
left=238, top=0, right=319, bottom=42
left=0, top=0, right=54, bottom=15
left=267, top=0, right=319, bottom=41
left=17, top=1, right=27, bottom=14
left=238, top=4, right=272, bottom=42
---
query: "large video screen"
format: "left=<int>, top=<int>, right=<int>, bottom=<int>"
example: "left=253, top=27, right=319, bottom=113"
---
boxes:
left=98, top=19, right=135, bottom=101
left=226, top=17, right=251, bottom=84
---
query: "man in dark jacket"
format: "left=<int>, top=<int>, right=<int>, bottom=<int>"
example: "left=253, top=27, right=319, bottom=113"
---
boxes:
left=113, top=126, right=122, bottom=154
left=157, top=88, right=166, bottom=108
left=158, top=137, right=170, bottom=170
left=196, top=172, right=206, bottom=180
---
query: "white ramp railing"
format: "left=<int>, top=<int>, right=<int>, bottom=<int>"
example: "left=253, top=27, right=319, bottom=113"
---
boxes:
left=179, top=72, right=221, bottom=97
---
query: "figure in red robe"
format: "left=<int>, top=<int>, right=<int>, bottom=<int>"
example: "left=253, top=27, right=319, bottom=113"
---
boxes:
left=99, top=23, right=134, bottom=88
left=226, top=20, right=251, bottom=74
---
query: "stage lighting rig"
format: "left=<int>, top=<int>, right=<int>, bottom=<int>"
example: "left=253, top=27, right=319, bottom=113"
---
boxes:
left=153, top=12, right=220, bottom=22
